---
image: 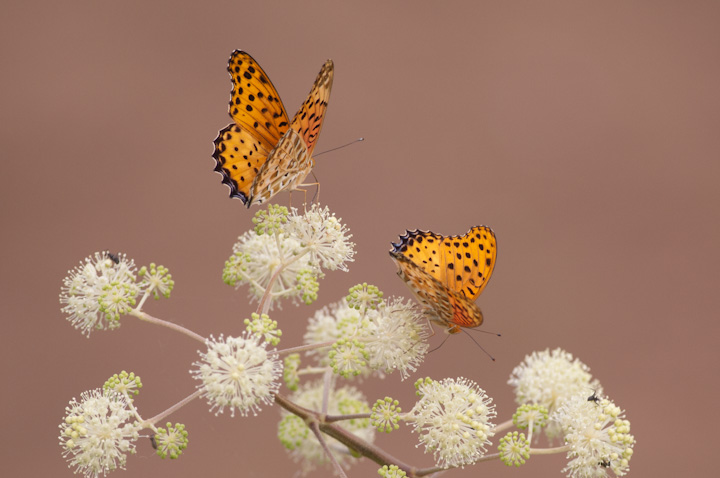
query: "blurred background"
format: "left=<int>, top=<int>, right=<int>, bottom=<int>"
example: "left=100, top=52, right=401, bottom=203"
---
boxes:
left=2, top=1, right=719, bottom=476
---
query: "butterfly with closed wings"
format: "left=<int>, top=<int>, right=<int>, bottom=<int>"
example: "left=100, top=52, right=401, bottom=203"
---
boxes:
left=389, top=226, right=497, bottom=335
left=213, top=50, right=333, bottom=207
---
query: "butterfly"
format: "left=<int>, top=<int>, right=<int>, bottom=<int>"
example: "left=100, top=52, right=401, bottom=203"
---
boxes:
left=212, top=50, right=333, bottom=207
left=389, top=226, right=497, bottom=334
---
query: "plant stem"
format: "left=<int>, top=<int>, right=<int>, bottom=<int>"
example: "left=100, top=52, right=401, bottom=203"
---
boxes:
left=145, top=390, right=203, bottom=425
left=130, top=309, right=206, bottom=343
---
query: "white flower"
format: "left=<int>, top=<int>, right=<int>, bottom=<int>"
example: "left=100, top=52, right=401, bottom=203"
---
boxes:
left=553, top=393, right=635, bottom=477
left=363, top=298, right=429, bottom=380
left=59, top=389, right=141, bottom=478
left=409, top=377, right=496, bottom=468
left=59, top=252, right=140, bottom=337
left=278, top=380, right=373, bottom=475
left=222, top=231, right=314, bottom=309
left=192, top=333, right=282, bottom=417
left=508, top=348, right=601, bottom=439
left=303, top=299, right=362, bottom=365
left=284, top=204, right=355, bottom=271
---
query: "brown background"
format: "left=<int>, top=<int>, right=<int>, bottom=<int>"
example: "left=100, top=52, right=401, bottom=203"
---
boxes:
left=2, top=1, right=719, bottom=477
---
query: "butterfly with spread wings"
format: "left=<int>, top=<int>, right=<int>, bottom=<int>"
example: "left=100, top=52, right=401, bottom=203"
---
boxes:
left=212, top=50, right=333, bottom=207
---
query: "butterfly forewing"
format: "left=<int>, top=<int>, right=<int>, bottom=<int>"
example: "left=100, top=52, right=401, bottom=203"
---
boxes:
left=289, top=60, right=333, bottom=156
left=227, top=50, right=289, bottom=147
left=439, top=226, right=497, bottom=300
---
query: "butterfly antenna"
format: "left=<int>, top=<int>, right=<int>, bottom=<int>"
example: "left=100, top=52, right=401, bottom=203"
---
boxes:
left=466, top=328, right=502, bottom=337
left=314, top=137, right=364, bottom=157
left=427, top=333, right=451, bottom=353
left=459, top=328, right=496, bottom=361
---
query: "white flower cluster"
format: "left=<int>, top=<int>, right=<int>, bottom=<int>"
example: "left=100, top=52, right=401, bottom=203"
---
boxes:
left=192, top=332, right=282, bottom=417
left=59, top=389, right=141, bottom=478
left=303, top=297, right=429, bottom=379
left=222, top=205, right=355, bottom=309
left=553, top=393, right=635, bottom=477
left=508, top=347, right=602, bottom=439
left=409, top=377, right=496, bottom=468
left=508, top=348, right=635, bottom=476
left=59, top=252, right=140, bottom=336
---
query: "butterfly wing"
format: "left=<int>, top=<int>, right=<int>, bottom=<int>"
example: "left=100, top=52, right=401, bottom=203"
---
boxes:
left=390, top=226, right=497, bottom=330
left=288, top=59, right=333, bottom=156
left=247, top=60, right=334, bottom=206
left=226, top=50, right=289, bottom=145
left=436, top=226, right=497, bottom=300
left=212, top=50, right=290, bottom=204
left=247, top=128, right=312, bottom=206
left=389, top=251, right=484, bottom=333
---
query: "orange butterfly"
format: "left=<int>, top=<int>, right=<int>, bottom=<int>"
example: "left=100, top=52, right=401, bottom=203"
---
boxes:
left=389, top=226, right=497, bottom=334
left=213, top=50, right=333, bottom=207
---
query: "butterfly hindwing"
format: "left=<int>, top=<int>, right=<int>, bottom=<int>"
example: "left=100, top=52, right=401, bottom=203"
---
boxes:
left=248, top=128, right=313, bottom=206
left=212, top=123, right=273, bottom=202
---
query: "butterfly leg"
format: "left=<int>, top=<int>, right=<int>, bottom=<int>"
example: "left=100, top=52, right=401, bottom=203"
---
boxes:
left=297, top=181, right=320, bottom=206
left=287, top=188, right=309, bottom=210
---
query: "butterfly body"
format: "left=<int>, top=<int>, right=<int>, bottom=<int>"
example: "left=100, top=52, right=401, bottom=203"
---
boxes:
left=213, top=50, right=333, bottom=207
left=390, top=226, right=497, bottom=334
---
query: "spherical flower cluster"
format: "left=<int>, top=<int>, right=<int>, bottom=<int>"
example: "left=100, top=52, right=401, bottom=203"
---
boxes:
left=329, top=338, right=369, bottom=378
left=303, top=297, right=429, bottom=379
left=223, top=205, right=355, bottom=309
left=284, top=204, right=355, bottom=271
left=553, top=393, right=635, bottom=478
left=409, top=377, right=496, bottom=468
left=362, top=298, right=429, bottom=380
left=371, top=397, right=402, bottom=433
left=59, top=389, right=141, bottom=478
left=191, top=333, right=282, bottom=417
left=303, top=299, right=363, bottom=365
left=512, top=403, right=549, bottom=435
left=103, top=371, right=142, bottom=400
left=59, top=252, right=140, bottom=337
left=346, top=282, right=384, bottom=311
left=222, top=231, right=313, bottom=309
left=138, top=263, right=174, bottom=299
left=278, top=380, right=373, bottom=475
left=152, top=423, right=189, bottom=459
left=498, top=431, right=530, bottom=467
left=508, top=348, right=601, bottom=439
left=252, top=204, right=289, bottom=235
left=244, top=313, right=282, bottom=346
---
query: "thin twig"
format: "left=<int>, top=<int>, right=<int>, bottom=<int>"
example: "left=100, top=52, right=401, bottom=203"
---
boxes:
left=130, top=310, right=206, bottom=343
left=325, top=413, right=371, bottom=423
left=277, top=341, right=336, bottom=357
left=309, top=422, right=348, bottom=478
left=144, top=389, right=203, bottom=425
